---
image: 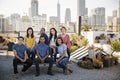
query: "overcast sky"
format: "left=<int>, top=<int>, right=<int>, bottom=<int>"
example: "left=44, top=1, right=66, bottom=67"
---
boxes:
left=0, top=0, right=118, bottom=22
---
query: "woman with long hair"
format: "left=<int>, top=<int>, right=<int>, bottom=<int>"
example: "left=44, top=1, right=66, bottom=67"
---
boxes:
left=49, top=28, right=57, bottom=61
left=56, top=37, right=73, bottom=75
left=25, top=27, right=36, bottom=59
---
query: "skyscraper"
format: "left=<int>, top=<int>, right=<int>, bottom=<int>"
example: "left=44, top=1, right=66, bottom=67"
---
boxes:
left=65, top=8, right=71, bottom=23
left=77, top=0, right=85, bottom=16
left=90, top=7, right=105, bottom=27
left=0, top=15, right=9, bottom=33
left=57, top=0, right=61, bottom=23
left=112, top=10, right=117, bottom=17
left=31, top=0, right=38, bottom=17
left=77, top=0, right=88, bottom=25
left=118, top=0, right=120, bottom=18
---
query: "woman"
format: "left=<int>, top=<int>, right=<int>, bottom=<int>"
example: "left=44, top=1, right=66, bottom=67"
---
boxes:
left=58, top=26, right=71, bottom=59
left=49, top=28, right=58, bottom=61
left=25, top=27, right=36, bottom=59
left=56, top=37, right=73, bottom=75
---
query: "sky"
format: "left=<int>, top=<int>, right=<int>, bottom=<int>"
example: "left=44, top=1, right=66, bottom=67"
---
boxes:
left=0, top=0, right=118, bottom=22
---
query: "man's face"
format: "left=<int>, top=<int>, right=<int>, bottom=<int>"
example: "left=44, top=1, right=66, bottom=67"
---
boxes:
left=18, top=38, right=24, bottom=45
left=40, top=37, right=45, bottom=43
left=40, top=29, right=45, bottom=34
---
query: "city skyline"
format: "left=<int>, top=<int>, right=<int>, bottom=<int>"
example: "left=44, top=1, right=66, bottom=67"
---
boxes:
left=0, top=0, right=118, bottom=22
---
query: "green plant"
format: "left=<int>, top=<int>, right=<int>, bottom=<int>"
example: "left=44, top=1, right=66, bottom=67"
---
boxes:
left=103, top=55, right=112, bottom=60
left=111, top=41, right=120, bottom=52
left=99, top=34, right=106, bottom=39
left=70, top=46, right=79, bottom=52
left=71, top=33, right=88, bottom=47
left=93, top=59, right=103, bottom=68
left=78, top=60, right=94, bottom=69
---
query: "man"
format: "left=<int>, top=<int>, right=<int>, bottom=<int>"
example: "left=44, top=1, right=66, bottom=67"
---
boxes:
left=38, top=28, right=49, bottom=45
left=35, top=36, right=54, bottom=76
left=13, top=36, right=33, bottom=74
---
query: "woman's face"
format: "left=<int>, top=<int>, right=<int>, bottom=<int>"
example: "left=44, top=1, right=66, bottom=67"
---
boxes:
left=50, top=29, right=55, bottom=35
left=61, top=28, right=66, bottom=34
left=57, top=39, right=62, bottom=45
left=28, top=29, right=32, bottom=35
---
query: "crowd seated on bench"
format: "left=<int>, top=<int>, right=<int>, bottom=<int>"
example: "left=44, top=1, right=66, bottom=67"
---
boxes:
left=12, top=27, right=73, bottom=77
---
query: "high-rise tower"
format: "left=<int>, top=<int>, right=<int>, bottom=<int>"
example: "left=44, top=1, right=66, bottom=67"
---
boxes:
left=31, top=0, right=38, bottom=17
left=57, top=0, right=61, bottom=23
left=65, top=8, right=71, bottom=23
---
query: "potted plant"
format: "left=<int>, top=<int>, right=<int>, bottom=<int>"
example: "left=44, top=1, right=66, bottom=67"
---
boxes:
left=103, top=55, right=112, bottom=67
left=93, top=59, right=103, bottom=69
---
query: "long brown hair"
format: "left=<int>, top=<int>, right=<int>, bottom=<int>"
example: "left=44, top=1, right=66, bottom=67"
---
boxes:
left=26, top=27, right=34, bottom=38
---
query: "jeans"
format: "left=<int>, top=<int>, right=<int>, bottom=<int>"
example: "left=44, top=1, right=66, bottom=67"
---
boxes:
left=49, top=47, right=58, bottom=61
left=26, top=48, right=36, bottom=59
left=67, top=48, right=70, bottom=59
left=13, top=58, right=33, bottom=74
left=56, top=57, right=69, bottom=70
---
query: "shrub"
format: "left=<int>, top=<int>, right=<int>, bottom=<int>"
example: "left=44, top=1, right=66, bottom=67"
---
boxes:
left=111, top=41, right=120, bottom=52
left=70, top=46, right=79, bottom=52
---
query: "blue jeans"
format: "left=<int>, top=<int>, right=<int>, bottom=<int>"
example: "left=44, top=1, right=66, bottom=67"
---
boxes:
left=26, top=48, right=36, bottom=59
left=49, top=47, right=58, bottom=61
left=56, top=57, right=69, bottom=70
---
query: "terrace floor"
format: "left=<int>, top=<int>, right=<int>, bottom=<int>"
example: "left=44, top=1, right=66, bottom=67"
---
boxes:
left=0, top=53, right=120, bottom=80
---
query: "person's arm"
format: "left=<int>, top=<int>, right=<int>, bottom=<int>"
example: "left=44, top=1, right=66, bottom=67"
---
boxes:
left=43, top=50, right=49, bottom=60
left=45, top=34, right=49, bottom=45
left=66, top=35, right=71, bottom=49
left=36, top=50, right=42, bottom=60
left=23, top=50, right=28, bottom=62
left=57, top=50, right=67, bottom=62
left=13, top=50, right=24, bottom=62
left=31, top=37, right=36, bottom=49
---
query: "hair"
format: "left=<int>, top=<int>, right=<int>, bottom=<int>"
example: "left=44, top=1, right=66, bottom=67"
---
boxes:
left=49, top=28, right=57, bottom=43
left=39, top=35, right=45, bottom=39
left=41, top=28, right=45, bottom=31
left=26, top=27, right=34, bottom=38
left=18, top=36, right=24, bottom=40
left=56, top=37, right=64, bottom=46
left=61, top=26, right=67, bottom=31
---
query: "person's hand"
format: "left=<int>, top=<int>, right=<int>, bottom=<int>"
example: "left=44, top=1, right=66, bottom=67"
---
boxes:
left=41, top=58, right=45, bottom=64
left=20, top=59, right=25, bottom=62
left=56, top=59, right=60, bottom=62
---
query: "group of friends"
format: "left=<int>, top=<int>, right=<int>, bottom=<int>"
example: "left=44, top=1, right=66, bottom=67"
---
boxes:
left=13, top=26, right=73, bottom=76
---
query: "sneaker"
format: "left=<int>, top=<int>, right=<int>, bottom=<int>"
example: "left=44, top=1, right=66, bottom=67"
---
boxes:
left=47, top=72, right=54, bottom=76
left=14, top=71, right=18, bottom=74
left=35, top=73, right=40, bottom=77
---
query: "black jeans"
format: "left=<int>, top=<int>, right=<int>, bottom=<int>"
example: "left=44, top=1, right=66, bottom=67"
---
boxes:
left=67, top=48, right=70, bottom=59
left=35, top=57, right=53, bottom=74
left=13, top=58, right=33, bottom=74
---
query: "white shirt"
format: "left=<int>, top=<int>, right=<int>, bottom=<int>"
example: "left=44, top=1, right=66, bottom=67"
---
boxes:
left=50, top=36, right=56, bottom=46
left=102, top=44, right=113, bottom=54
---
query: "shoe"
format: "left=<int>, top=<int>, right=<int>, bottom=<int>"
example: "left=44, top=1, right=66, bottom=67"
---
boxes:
left=47, top=72, right=54, bottom=76
left=64, top=69, right=70, bottom=75
left=35, top=73, right=40, bottom=77
left=14, top=71, right=18, bottom=74
left=68, top=68, right=73, bottom=73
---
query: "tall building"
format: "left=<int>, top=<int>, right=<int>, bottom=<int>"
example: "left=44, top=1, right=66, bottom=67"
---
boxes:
left=77, top=0, right=88, bottom=25
left=118, top=0, right=120, bottom=18
left=65, top=8, right=71, bottom=24
left=9, top=13, right=21, bottom=31
left=77, top=0, right=85, bottom=16
left=90, top=7, right=105, bottom=27
left=57, top=0, right=61, bottom=23
left=31, top=0, right=38, bottom=17
left=112, top=10, right=117, bottom=17
left=0, top=15, right=9, bottom=33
